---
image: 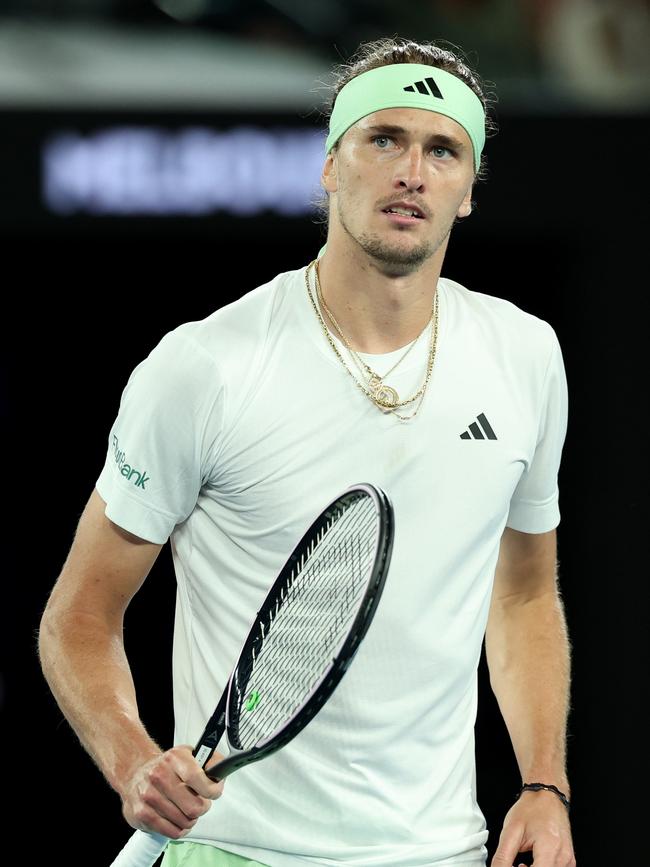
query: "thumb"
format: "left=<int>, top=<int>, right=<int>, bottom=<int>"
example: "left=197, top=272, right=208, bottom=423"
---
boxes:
left=204, top=750, right=228, bottom=785
left=491, top=827, right=523, bottom=867
left=178, top=744, right=226, bottom=796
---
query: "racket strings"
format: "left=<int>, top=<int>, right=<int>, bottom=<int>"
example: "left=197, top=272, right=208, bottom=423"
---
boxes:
left=237, top=519, right=374, bottom=695
left=231, top=496, right=379, bottom=749
left=235, top=523, right=375, bottom=745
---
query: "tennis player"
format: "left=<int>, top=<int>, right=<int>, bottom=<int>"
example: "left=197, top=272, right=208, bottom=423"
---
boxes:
left=39, top=37, right=576, bottom=867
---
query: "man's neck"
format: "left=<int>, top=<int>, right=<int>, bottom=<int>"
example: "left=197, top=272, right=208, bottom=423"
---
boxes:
left=316, top=237, right=447, bottom=354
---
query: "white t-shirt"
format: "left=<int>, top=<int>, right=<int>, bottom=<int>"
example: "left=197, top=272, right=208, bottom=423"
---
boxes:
left=96, top=261, right=568, bottom=867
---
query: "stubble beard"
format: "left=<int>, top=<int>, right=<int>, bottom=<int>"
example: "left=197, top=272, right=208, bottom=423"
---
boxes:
left=337, top=199, right=453, bottom=278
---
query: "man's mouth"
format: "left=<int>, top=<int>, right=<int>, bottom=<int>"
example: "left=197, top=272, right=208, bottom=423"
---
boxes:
left=382, top=206, right=424, bottom=218
left=382, top=207, right=425, bottom=225
left=381, top=201, right=426, bottom=222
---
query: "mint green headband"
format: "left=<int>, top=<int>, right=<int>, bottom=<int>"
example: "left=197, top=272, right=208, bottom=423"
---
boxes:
left=326, top=63, right=486, bottom=173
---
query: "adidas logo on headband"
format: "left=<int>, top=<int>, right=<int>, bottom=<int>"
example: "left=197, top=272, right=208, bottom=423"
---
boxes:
left=403, top=77, right=444, bottom=99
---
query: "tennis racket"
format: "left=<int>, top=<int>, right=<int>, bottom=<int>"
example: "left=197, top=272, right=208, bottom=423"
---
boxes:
left=110, top=482, right=394, bottom=867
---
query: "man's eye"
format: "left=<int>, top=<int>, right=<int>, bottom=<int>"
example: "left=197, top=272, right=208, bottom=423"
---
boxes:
left=372, top=135, right=393, bottom=148
left=432, top=146, right=454, bottom=158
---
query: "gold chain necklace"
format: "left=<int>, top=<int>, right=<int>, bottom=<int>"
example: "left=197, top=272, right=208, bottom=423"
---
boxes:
left=314, top=259, right=427, bottom=407
left=305, top=259, right=440, bottom=422
left=313, top=258, right=436, bottom=410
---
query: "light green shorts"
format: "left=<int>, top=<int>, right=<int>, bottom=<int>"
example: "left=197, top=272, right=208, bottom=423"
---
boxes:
left=161, top=841, right=268, bottom=866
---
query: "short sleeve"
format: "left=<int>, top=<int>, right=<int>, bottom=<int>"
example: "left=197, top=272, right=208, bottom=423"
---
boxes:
left=95, top=326, right=225, bottom=543
left=506, top=328, right=568, bottom=534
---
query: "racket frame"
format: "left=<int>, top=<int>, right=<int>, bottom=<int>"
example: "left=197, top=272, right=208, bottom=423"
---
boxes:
left=198, top=482, right=394, bottom=781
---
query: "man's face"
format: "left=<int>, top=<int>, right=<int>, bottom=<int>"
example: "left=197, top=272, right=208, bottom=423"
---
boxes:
left=321, top=107, right=476, bottom=275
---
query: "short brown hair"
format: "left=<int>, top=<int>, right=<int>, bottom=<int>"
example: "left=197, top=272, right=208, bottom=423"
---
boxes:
left=312, top=36, right=498, bottom=223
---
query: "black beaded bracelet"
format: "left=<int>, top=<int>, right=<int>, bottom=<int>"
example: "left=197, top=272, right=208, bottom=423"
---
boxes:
left=518, top=782, right=571, bottom=811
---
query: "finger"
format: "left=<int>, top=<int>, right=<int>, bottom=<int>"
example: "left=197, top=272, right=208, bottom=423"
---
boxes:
left=139, top=784, right=201, bottom=834
left=126, top=795, right=197, bottom=841
left=146, top=754, right=212, bottom=823
left=529, top=836, right=564, bottom=866
left=204, top=752, right=227, bottom=793
left=168, top=745, right=224, bottom=801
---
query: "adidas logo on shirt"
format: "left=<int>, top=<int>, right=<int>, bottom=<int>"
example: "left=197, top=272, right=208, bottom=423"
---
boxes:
left=460, top=413, right=497, bottom=440
left=403, top=77, right=444, bottom=99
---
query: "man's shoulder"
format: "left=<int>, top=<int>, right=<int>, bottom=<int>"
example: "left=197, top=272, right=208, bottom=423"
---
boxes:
left=440, top=275, right=559, bottom=350
left=167, top=265, right=304, bottom=359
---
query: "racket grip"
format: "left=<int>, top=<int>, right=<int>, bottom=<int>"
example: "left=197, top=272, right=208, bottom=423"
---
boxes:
left=109, top=829, right=168, bottom=867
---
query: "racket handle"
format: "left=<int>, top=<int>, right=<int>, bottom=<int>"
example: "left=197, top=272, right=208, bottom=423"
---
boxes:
left=109, top=829, right=168, bottom=867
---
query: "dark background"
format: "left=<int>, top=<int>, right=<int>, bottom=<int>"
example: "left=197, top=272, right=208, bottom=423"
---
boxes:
left=3, top=4, right=648, bottom=864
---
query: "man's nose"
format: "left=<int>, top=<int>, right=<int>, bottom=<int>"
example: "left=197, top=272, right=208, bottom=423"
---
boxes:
left=394, top=146, right=425, bottom=192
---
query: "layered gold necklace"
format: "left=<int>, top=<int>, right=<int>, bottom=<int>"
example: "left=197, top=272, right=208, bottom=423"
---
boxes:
left=305, top=259, right=440, bottom=422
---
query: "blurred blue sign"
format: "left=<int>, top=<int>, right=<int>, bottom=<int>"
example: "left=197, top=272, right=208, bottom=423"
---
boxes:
left=43, top=125, right=327, bottom=216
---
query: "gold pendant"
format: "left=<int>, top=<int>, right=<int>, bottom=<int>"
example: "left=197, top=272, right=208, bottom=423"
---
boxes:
left=376, top=385, right=399, bottom=408
left=368, top=376, right=399, bottom=409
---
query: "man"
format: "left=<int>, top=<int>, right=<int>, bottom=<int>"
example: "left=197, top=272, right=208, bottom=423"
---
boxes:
left=38, top=37, right=576, bottom=867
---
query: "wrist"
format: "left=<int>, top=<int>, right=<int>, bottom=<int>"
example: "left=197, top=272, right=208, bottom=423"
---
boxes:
left=100, top=723, right=162, bottom=797
left=518, top=781, right=571, bottom=811
left=520, top=764, right=569, bottom=797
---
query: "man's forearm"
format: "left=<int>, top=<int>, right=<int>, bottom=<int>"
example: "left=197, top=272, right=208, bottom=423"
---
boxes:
left=38, top=607, right=162, bottom=795
left=485, top=588, right=572, bottom=792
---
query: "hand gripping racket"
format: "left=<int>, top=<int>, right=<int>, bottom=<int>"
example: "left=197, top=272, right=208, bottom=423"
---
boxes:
left=110, top=482, right=394, bottom=867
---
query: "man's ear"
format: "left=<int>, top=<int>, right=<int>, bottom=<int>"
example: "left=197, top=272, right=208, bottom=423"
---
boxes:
left=321, top=151, right=338, bottom=194
left=457, top=183, right=473, bottom=219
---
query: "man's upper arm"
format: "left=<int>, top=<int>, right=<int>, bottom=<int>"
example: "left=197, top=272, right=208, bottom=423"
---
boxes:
left=43, top=488, right=165, bottom=629
left=490, top=526, right=558, bottom=608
